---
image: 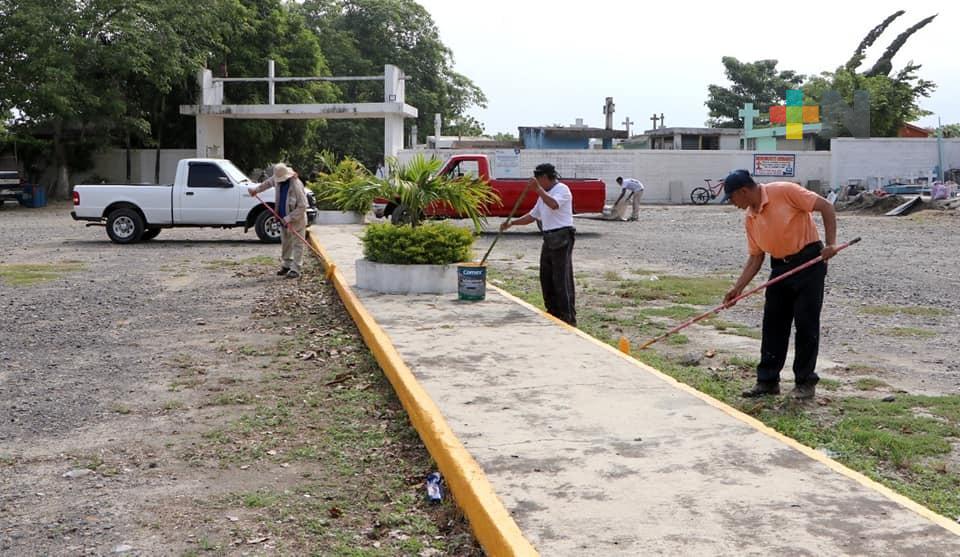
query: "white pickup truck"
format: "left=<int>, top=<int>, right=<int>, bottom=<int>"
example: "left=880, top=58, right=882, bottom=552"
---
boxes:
left=71, top=158, right=316, bottom=244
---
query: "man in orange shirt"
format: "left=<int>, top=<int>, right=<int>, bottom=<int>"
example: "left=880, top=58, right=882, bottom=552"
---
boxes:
left=722, top=170, right=838, bottom=400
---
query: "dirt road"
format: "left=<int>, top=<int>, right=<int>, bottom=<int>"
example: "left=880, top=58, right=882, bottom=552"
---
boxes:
left=0, top=203, right=478, bottom=556
left=477, top=204, right=960, bottom=396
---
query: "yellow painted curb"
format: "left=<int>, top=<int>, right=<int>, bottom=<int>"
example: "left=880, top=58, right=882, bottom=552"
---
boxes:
left=307, top=232, right=539, bottom=557
left=488, top=283, right=960, bottom=537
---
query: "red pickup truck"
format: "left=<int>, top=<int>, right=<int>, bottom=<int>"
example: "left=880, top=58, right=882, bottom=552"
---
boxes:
left=374, top=154, right=606, bottom=222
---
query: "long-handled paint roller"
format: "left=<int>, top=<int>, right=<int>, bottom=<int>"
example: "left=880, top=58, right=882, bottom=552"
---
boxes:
left=479, top=182, right=532, bottom=266
left=636, top=237, right=862, bottom=351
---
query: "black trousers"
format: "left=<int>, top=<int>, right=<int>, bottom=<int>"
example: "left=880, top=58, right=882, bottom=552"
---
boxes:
left=757, top=242, right=827, bottom=386
left=539, top=227, right=577, bottom=326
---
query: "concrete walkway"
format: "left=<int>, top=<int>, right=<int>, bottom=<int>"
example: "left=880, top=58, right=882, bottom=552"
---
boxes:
left=315, top=225, right=960, bottom=556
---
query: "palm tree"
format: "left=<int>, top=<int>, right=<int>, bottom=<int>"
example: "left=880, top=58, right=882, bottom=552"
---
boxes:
left=328, top=154, right=499, bottom=230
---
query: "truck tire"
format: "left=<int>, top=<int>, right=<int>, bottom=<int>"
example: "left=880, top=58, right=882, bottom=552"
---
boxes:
left=106, top=208, right=145, bottom=244
left=254, top=209, right=282, bottom=243
left=141, top=228, right=161, bottom=241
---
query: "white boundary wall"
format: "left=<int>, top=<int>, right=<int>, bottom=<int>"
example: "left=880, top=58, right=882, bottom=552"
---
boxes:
left=398, top=149, right=831, bottom=203
left=830, top=138, right=960, bottom=189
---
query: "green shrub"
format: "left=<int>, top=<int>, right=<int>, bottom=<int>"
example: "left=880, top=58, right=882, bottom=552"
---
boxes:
left=362, top=222, right=474, bottom=265
left=307, top=151, right=377, bottom=212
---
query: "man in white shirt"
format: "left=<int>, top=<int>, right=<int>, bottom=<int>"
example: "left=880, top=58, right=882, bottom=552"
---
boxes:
left=612, top=177, right=644, bottom=221
left=500, top=163, right=577, bottom=325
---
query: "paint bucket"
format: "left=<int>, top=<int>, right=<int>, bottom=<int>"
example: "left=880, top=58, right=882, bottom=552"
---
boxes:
left=457, top=263, right=486, bottom=301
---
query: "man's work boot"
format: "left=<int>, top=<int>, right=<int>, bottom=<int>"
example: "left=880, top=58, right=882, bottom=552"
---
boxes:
left=277, top=267, right=290, bottom=276
left=741, top=382, right=780, bottom=398
left=789, top=378, right=819, bottom=401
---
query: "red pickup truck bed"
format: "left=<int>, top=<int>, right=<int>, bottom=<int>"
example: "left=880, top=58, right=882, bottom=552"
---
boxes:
left=378, top=154, right=606, bottom=219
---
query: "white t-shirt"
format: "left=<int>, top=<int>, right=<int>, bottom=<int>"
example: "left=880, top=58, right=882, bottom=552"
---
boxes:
left=528, top=182, right=574, bottom=231
left=621, top=178, right=644, bottom=192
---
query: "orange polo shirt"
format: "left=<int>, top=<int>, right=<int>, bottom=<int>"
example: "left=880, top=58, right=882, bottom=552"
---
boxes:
left=745, top=182, right=822, bottom=259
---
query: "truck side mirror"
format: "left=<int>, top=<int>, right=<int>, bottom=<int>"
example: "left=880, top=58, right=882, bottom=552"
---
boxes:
left=217, top=176, right=232, bottom=187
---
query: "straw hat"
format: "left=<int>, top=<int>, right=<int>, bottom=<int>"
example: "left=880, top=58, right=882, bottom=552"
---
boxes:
left=271, top=162, right=296, bottom=182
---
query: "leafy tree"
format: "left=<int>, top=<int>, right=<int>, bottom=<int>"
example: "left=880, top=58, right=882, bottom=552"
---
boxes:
left=705, top=57, right=804, bottom=128
left=0, top=0, right=235, bottom=197
left=939, top=124, right=960, bottom=139
left=299, top=0, right=487, bottom=165
left=211, top=0, right=338, bottom=174
left=804, top=12, right=937, bottom=137
left=447, top=115, right=485, bottom=137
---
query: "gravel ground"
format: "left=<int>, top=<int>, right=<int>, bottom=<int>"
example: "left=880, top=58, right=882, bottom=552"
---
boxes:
left=0, top=202, right=478, bottom=555
left=475, top=203, right=960, bottom=396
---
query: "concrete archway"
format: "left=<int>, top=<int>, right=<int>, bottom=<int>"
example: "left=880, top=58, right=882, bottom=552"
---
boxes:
left=180, top=63, right=418, bottom=162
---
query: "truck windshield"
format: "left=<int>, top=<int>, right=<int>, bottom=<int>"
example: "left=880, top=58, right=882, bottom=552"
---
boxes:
left=220, top=160, right=252, bottom=184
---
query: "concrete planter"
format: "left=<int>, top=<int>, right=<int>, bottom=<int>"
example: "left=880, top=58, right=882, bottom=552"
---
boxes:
left=355, top=258, right=458, bottom=294
left=315, top=210, right=364, bottom=225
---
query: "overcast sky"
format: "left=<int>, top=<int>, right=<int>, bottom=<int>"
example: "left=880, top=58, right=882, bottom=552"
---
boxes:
left=415, top=0, right=956, bottom=135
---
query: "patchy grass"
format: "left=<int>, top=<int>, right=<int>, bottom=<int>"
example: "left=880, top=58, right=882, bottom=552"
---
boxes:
left=855, top=377, right=891, bottom=391
left=177, top=264, right=480, bottom=555
left=726, top=355, right=759, bottom=370
left=494, top=264, right=960, bottom=520
left=861, top=305, right=949, bottom=318
left=819, top=378, right=842, bottom=391
left=615, top=275, right=730, bottom=306
left=880, top=327, right=938, bottom=339
left=640, top=305, right=701, bottom=320
left=706, top=318, right=762, bottom=339
left=203, top=256, right=275, bottom=269
left=842, top=363, right=880, bottom=376
left=667, top=334, right=690, bottom=345
left=603, top=270, right=622, bottom=281
left=0, top=261, right=85, bottom=286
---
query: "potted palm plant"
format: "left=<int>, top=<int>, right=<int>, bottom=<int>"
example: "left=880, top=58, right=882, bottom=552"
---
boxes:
left=332, top=154, right=498, bottom=294
left=307, top=151, right=373, bottom=225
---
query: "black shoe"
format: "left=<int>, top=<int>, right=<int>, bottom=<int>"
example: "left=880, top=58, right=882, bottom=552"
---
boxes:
left=277, top=267, right=290, bottom=276
left=285, top=270, right=301, bottom=279
left=741, top=382, right=781, bottom=398
left=789, top=378, right=819, bottom=400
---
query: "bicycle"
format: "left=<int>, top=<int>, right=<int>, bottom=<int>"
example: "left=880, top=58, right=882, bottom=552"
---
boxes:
left=690, top=178, right=726, bottom=205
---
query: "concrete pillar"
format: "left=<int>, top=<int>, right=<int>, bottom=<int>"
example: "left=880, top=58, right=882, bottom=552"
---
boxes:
left=673, top=133, right=681, bottom=150
left=384, top=115, right=404, bottom=160
left=197, top=116, right=224, bottom=159
left=196, top=69, right=224, bottom=158
left=383, top=65, right=405, bottom=160
left=268, top=59, right=275, bottom=105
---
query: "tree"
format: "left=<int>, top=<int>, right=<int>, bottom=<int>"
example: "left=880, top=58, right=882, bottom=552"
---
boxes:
left=804, top=12, right=937, bottom=137
left=941, top=124, right=960, bottom=139
left=447, top=115, right=484, bottom=138
left=705, top=57, right=804, bottom=128
left=210, top=0, right=339, bottom=174
left=299, top=0, right=487, bottom=165
left=0, top=0, right=235, bottom=197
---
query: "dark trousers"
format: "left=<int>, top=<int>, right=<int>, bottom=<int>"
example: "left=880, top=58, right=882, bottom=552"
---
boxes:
left=757, top=242, right=827, bottom=386
left=540, top=227, right=577, bottom=326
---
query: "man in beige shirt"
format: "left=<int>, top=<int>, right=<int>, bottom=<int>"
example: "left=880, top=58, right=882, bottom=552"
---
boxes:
left=248, top=163, right=309, bottom=278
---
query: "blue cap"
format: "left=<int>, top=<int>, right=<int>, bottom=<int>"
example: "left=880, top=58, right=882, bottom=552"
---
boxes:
left=723, top=169, right=755, bottom=195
